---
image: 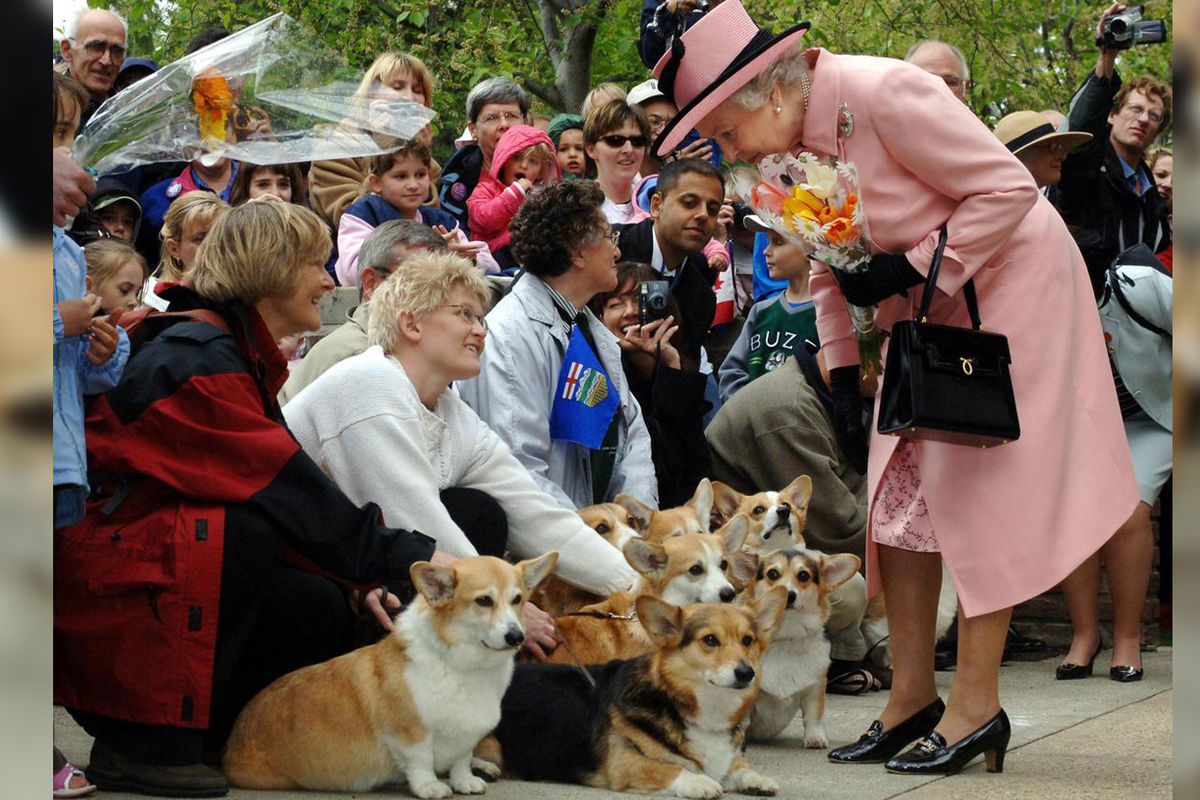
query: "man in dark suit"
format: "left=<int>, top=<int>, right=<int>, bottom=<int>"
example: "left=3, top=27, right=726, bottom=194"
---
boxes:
left=613, top=158, right=723, bottom=369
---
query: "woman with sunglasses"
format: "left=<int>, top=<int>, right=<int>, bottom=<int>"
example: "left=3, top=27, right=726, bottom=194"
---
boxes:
left=283, top=250, right=640, bottom=661
left=584, top=100, right=653, bottom=224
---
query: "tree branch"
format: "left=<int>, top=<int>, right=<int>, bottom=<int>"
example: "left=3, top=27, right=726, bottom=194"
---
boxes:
left=524, top=76, right=564, bottom=109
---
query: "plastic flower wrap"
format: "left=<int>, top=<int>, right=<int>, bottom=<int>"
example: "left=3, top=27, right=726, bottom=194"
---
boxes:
left=728, top=151, right=884, bottom=376
left=73, top=13, right=436, bottom=174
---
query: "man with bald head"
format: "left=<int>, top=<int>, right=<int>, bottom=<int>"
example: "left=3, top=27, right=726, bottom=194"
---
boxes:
left=60, top=8, right=128, bottom=129
left=905, top=39, right=972, bottom=104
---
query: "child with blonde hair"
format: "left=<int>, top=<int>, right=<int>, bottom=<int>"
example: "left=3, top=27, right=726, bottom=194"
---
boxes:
left=147, top=192, right=230, bottom=309
left=84, top=239, right=149, bottom=315
left=466, top=125, right=560, bottom=270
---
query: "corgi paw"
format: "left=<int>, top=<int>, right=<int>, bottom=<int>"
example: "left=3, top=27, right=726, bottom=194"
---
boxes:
left=470, top=758, right=501, bottom=780
left=451, top=775, right=487, bottom=795
left=411, top=779, right=453, bottom=799
left=803, top=730, right=829, bottom=749
left=724, top=768, right=778, bottom=796
left=669, top=769, right=724, bottom=798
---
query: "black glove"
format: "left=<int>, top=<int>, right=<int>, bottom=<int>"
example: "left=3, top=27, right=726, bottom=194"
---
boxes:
left=836, top=253, right=926, bottom=306
left=829, top=365, right=869, bottom=474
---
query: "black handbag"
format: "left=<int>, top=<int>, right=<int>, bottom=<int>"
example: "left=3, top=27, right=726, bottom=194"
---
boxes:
left=877, top=228, right=1020, bottom=448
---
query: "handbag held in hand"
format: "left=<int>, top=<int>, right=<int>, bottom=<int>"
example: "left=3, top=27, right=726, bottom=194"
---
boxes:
left=877, top=228, right=1019, bottom=448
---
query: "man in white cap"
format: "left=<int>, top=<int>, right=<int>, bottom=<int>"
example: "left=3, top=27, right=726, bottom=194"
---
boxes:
left=627, top=78, right=677, bottom=176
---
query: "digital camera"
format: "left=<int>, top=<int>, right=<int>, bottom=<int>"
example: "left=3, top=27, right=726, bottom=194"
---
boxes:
left=638, top=280, right=671, bottom=327
left=1098, top=5, right=1167, bottom=50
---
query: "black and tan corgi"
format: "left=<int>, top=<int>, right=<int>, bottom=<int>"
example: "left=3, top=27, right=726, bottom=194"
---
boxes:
left=479, top=588, right=788, bottom=797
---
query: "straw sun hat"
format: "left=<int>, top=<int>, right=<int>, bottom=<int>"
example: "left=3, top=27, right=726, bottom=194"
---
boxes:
left=992, top=111, right=1092, bottom=156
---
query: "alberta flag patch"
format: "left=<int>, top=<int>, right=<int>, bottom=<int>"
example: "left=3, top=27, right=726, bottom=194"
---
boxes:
left=550, top=325, right=619, bottom=448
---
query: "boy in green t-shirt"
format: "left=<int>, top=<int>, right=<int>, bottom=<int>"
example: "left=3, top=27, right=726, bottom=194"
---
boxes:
left=718, top=215, right=818, bottom=403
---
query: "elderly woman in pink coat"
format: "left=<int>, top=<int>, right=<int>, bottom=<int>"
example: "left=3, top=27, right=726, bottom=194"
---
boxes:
left=651, top=1, right=1137, bottom=777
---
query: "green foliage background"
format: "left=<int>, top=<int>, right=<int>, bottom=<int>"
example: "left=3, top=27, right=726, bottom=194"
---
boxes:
left=65, top=0, right=1172, bottom=161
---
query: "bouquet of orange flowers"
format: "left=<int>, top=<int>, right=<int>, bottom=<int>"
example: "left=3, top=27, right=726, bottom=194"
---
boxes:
left=728, top=151, right=883, bottom=376
left=74, top=13, right=434, bottom=175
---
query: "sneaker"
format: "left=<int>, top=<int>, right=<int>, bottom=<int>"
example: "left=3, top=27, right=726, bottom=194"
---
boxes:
left=87, top=740, right=229, bottom=798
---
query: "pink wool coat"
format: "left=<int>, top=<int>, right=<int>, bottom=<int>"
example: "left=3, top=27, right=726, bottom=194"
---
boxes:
left=800, top=49, right=1137, bottom=617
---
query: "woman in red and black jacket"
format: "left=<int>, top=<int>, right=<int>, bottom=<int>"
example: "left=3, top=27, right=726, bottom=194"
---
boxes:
left=54, top=201, right=447, bottom=797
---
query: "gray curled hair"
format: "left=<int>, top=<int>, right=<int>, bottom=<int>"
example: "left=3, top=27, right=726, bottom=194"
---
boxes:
left=727, top=44, right=811, bottom=110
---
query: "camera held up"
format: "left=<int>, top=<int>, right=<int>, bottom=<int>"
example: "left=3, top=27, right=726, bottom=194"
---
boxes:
left=639, top=280, right=671, bottom=327
left=1097, top=5, right=1167, bottom=50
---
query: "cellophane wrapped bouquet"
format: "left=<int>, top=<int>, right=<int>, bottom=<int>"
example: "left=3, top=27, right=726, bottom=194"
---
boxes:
left=73, top=13, right=436, bottom=174
left=727, top=152, right=883, bottom=376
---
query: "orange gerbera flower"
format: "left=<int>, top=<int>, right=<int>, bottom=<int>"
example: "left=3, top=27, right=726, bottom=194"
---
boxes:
left=193, top=74, right=234, bottom=141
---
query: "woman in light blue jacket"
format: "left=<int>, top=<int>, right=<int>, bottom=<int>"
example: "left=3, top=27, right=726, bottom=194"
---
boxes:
left=1057, top=246, right=1171, bottom=683
left=457, top=180, right=659, bottom=511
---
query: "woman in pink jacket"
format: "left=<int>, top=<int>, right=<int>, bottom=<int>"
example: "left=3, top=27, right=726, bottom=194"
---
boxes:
left=651, top=1, right=1137, bottom=777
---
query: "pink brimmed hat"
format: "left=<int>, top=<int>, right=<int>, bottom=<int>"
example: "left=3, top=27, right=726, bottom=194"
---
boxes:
left=650, top=1, right=810, bottom=158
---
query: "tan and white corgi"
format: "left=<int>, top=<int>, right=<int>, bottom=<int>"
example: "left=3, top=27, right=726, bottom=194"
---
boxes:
left=480, top=589, right=789, bottom=797
left=860, top=564, right=959, bottom=672
left=642, top=478, right=714, bottom=542
left=532, top=500, right=647, bottom=617
left=711, top=475, right=812, bottom=555
left=546, top=521, right=749, bottom=666
left=743, top=549, right=861, bottom=746
left=222, top=553, right=557, bottom=798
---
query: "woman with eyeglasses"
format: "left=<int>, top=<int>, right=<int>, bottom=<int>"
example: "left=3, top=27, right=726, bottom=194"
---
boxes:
left=584, top=99, right=654, bottom=224
left=284, top=250, right=641, bottom=662
left=648, top=1, right=1137, bottom=776
left=992, top=111, right=1092, bottom=189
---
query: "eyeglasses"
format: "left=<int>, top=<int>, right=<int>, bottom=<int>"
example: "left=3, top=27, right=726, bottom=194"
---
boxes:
left=438, top=304, right=488, bottom=331
left=477, top=111, right=523, bottom=127
left=1121, top=103, right=1164, bottom=125
left=646, top=114, right=672, bottom=130
left=73, top=38, right=127, bottom=60
left=592, top=228, right=620, bottom=247
left=1036, top=140, right=1068, bottom=156
left=600, top=134, right=648, bottom=149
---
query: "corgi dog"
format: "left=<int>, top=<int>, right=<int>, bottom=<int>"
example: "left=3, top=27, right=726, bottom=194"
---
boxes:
left=223, top=553, right=557, bottom=798
left=860, top=564, right=959, bottom=672
left=532, top=500, right=648, bottom=617
left=642, top=478, right=714, bottom=542
left=479, top=589, right=789, bottom=797
left=711, top=476, right=812, bottom=555
left=546, top=521, right=749, bottom=666
left=743, top=549, right=861, bottom=746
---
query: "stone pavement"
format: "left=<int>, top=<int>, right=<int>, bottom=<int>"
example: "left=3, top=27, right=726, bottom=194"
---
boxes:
left=55, top=648, right=1172, bottom=800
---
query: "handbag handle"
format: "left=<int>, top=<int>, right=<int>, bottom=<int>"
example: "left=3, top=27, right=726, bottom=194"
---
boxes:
left=915, top=226, right=983, bottom=330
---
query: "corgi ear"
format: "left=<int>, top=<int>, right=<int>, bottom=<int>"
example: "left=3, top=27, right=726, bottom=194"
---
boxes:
left=689, top=478, right=714, bottom=528
left=729, top=551, right=759, bottom=586
left=518, top=551, right=558, bottom=595
left=623, top=538, right=668, bottom=578
left=636, top=594, right=683, bottom=644
left=820, top=553, right=861, bottom=591
left=410, top=561, right=457, bottom=607
left=721, top=513, right=749, bottom=553
left=613, top=493, right=653, bottom=532
left=782, top=475, right=813, bottom=516
left=752, top=585, right=788, bottom=637
left=710, top=481, right=743, bottom=529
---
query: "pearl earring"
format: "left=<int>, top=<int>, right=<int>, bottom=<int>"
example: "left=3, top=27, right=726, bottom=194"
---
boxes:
left=775, top=106, right=782, bottom=113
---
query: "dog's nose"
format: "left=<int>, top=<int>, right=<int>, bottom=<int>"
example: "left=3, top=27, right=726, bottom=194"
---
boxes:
left=787, top=590, right=796, bottom=607
left=504, top=626, right=525, bottom=647
left=719, top=586, right=735, bottom=603
left=776, top=504, right=790, bottom=520
left=733, top=662, right=755, bottom=686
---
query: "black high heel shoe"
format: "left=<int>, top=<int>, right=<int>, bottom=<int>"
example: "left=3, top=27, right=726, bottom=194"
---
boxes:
left=1055, top=638, right=1102, bottom=680
left=885, top=708, right=1011, bottom=775
left=1109, top=665, right=1143, bottom=682
left=828, top=697, right=945, bottom=764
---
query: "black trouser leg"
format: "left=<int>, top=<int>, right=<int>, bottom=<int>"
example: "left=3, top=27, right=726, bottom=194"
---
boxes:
left=440, top=487, right=509, bottom=558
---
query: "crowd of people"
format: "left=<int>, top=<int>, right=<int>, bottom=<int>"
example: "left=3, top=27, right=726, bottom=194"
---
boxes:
left=51, top=1, right=1170, bottom=797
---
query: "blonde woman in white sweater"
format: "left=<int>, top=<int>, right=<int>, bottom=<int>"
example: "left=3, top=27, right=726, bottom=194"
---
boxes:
left=283, top=251, right=638, bottom=660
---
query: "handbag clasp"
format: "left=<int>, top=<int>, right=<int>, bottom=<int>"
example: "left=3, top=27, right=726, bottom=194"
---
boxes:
left=960, top=357, right=974, bottom=376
